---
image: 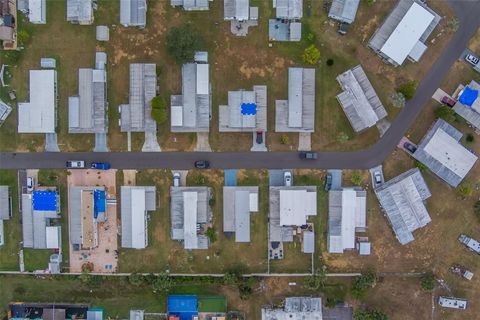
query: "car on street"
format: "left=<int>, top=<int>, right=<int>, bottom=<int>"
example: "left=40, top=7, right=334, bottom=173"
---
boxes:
left=173, top=172, right=181, bottom=187
left=27, top=177, right=34, bottom=191
left=256, top=131, right=263, bottom=144
left=373, top=171, right=382, bottom=185
left=299, top=152, right=318, bottom=160
left=403, top=142, right=417, bottom=154
left=441, top=96, right=456, bottom=108
left=91, top=162, right=111, bottom=170
left=324, top=173, right=332, bottom=191
left=465, top=54, right=479, bottom=66
left=194, top=160, right=210, bottom=169
left=66, top=160, right=86, bottom=169
left=284, top=171, right=292, bottom=186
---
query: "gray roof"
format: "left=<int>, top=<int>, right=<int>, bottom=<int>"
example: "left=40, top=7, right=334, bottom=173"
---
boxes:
left=268, top=20, right=302, bottom=42
left=375, top=168, right=432, bottom=245
left=412, top=119, right=477, bottom=187
left=130, top=310, right=144, bottom=320
left=171, top=56, right=210, bottom=132
left=219, top=86, right=267, bottom=132
left=96, top=26, right=110, bottom=41
left=274, top=0, right=303, bottom=19
left=224, top=0, right=250, bottom=20
left=223, top=186, right=258, bottom=242
left=262, top=297, right=322, bottom=320
left=68, top=186, right=105, bottom=246
left=328, top=0, right=360, bottom=24
left=69, top=56, right=108, bottom=133
left=0, top=99, right=12, bottom=123
left=0, top=186, right=10, bottom=220
left=120, top=0, right=147, bottom=27
left=302, top=231, right=314, bottom=253
left=275, top=68, right=315, bottom=132
left=120, top=186, right=156, bottom=249
left=121, top=63, right=157, bottom=132
left=336, top=65, right=387, bottom=133
left=170, top=186, right=211, bottom=249
left=368, top=0, right=441, bottom=66
left=171, top=0, right=209, bottom=10
left=66, top=0, right=93, bottom=24
left=454, top=81, right=480, bottom=130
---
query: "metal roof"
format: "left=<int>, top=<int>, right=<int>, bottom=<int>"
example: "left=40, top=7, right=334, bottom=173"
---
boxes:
left=173, top=0, right=209, bottom=10
left=336, top=65, right=387, bottom=133
left=413, top=119, right=478, bottom=187
left=328, top=0, right=360, bottom=24
left=66, top=0, right=93, bottom=24
left=224, top=0, right=250, bottom=20
left=121, top=186, right=156, bottom=249
left=130, top=310, right=144, bottom=320
left=28, top=0, right=46, bottom=24
left=375, top=168, right=432, bottom=245
left=18, top=70, right=56, bottom=133
left=262, top=297, right=322, bottom=320
left=0, top=99, right=12, bottom=122
left=46, top=226, right=61, bottom=249
left=438, top=297, right=468, bottom=310
left=120, top=0, right=147, bottom=27
left=0, top=220, right=4, bottom=246
left=223, top=186, right=258, bottom=242
left=96, top=26, right=110, bottom=41
left=302, top=231, right=314, bottom=253
left=274, top=0, right=303, bottom=19
left=0, top=186, right=10, bottom=220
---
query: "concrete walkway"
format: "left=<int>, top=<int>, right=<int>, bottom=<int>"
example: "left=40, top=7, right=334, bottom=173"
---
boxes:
left=298, top=132, right=312, bottom=151
left=251, top=131, right=267, bottom=152
left=142, top=131, right=161, bottom=152
left=45, top=133, right=60, bottom=152
left=194, top=132, right=212, bottom=152
left=376, top=119, right=391, bottom=137
left=94, top=133, right=109, bottom=152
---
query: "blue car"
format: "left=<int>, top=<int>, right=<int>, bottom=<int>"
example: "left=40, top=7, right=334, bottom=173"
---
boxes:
left=91, top=162, right=111, bottom=170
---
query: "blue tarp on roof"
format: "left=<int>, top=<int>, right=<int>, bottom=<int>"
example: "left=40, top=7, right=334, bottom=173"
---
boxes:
left=241, top=103, right=257, bottom=115
left=32, top=191, right=57, bottom=211
left=93, top=190, right=106, bottom=219
left=459, top=86, right=479, bottom=107
left=167, top=295, right=198, bottom=320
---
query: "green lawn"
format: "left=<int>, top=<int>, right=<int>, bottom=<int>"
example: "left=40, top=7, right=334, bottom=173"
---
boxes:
left=0, top=170, right=20, bottom=271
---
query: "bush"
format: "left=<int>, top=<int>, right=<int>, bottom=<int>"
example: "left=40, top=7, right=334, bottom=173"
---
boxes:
left=337, top=132, right=350, bottom=144
left=238, top=277, right=256, bottom=300
left=448, top=18, right=459, bottom=31
left=474, top=200, right=480, bottom=222
left=398, top=80, right=418, bottom=100
left=304, top=270, right=326, bottom=291
left=166, top=25, right=203, bottom=64
left=306, top=33, right=315, bottom=43
left=152, top=273, right=174, bottom=293
left=466, top=133, right=474, bottom=143
left=280, top=134, right=289, bottom=145
left=17, top=30, right=30, bottom=46
left=151, top=96, right=167, bottom=124
left=351, top=172, right=362, bottom=186
left=206, top=227, right=217, bottom=243
left=415, top=160, right=427, bottom=172
left=390, top=92, right=406, bottom=108
left=352, top=271, right=376, bottom=299
left=303, top=45, right=321, bottom=65
left=354, top=308, right=388, bottom=320
left=209, top=196, right=216, bottom=207
left=420, top=272, right=435, bottom=292
left=434, top=105, right=456, bottom=122
left=326, top=59, right=334, bottom=66
left=365, top=0, right=376, bottom=6
left=129, top=273, right=144, bottom=286
left=457, top=182, right=473, bottom=198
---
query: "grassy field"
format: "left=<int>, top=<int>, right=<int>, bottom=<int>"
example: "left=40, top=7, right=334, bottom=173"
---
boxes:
left=0, top=170, right=20, bottom=271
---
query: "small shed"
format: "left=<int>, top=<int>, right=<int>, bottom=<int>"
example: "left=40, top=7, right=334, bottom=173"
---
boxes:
left=358, top=241, right=371, bottom=255
left=96, top=25, right=109, bottom=41
left=40, top=58, right=56, bottom=69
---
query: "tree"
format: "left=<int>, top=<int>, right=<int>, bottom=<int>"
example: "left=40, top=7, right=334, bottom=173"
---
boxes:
left=206, top=227, right=217, bottom=243
left=280, top=134, right=289, bottom=145
left=352, top=271, right=377, bottom=299
left=390, top=92, right=406, bottom=109
left=434, top=105, right=456, bottom=122
left=151, top=96, right=167, bottom=124
left=129, top=273, right=144, bottom=286
left=152, top=273, right=174, bottom=293
left=465, top=133, right=474, bottom=143
left=420, top=272, right=435, bottom=292
left=16, top=30, right=30, bottom=46
left=457, top=183, right=473, bottom=198
left=448, top=18, right=459, bottom=31
left=415, top=160, right=427, bottom=172
left=305, top=270, right=326, bottom=291
left=166, top=25, right=202, bottom=64
left=398, top=81, right=418, bottom=100
left=354, top=308, right=388, bottom=320
left=303, top=45, right=321, bottom=65
left=351, top=172, right=362, bottom=186
left=337, top=132, right=350, bottom=144
left=326, top=59, right=334, bottom=66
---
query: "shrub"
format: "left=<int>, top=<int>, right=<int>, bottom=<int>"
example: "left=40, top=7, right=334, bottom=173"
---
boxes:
left=352, top=271, right=376, bottom=299
left=434, top=105, right=456, bottom=122
left=354, top=308, right=388, bottom=320
left=466, top=133, right=474, bottom=143
left=398, top=80, right=418, bottom=100
left=365, top=0, right=376, bottom=6
left=209, top=196, right=216, bottom=207
left=151, top=96, right=167, bottom=124
left=457, top=182, right=473, bottom=198
left=390, top=92, right=406, bottom=108
left=351, top=172, right=362, bottom=186
left=420, top=272, right=435, bottom=292
left=17, top=30, right=30, bottom=46
left=304, top=270, right=326, bottom=291
left=238, top=277, right=256, bottom=300
left=303, top=45, right=321, bottom=65
left=206, top=227, right=217, bottom=243
left=306, top=33, right=315, bottom=43
left=448, top=18, right=459, bottom=31
left=337, top=132, right=350, bottom=144
left=152, top=273, right=174, bottom=293
left=326, top=59, right=334, bottom=66
left=474, top=200, right=480, bottom=222
left=166, top=25, right=203, bottom=64
left=280, top=134, right=289, bottom=145
left=129, top=273, right=144, bottom=286
left=415, top=160, right=427, bottom=173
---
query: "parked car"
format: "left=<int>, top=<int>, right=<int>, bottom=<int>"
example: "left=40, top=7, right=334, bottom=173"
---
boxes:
left=91, top=162, right=111, bottom=170
left=256, top=131, right=263, bottom=144
left=324, top=173, right=332, bottom=191
left=441, top=96, right=456, bottom=107
left=194, top=160, right=210, bottom=169
left=403, top=142, right=417, bottom=153
left=465, top=54, right=480, bottom=66
left=26, top=177, right=34, bottom=192
left=66, top=160, right=86, bottom=169
left=373, top=171, right=382, bottom=185
left=299, top=152, right=318, bottom=160
left=173, top=172, right=181, bottom=187
left=284, top=171, right=292, bottom=187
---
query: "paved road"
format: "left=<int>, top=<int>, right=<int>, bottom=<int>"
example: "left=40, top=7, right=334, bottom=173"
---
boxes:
left=1, top=1, right=479, bottom=170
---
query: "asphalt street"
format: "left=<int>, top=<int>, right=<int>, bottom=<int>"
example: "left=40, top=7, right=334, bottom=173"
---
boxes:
left=1, top=0, right=479, bottom=170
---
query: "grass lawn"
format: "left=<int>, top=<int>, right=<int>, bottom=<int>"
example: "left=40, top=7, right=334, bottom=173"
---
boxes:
left=0, top=170, right=20, bottom=271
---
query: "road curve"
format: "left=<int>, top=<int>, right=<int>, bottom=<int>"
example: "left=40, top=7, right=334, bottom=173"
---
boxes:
left=1, top=1, right=479, bottom=170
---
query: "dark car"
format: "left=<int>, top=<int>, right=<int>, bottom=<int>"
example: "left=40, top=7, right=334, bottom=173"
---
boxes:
left=194, top=160, right=210, bottom=169
left=324, top=174, right=333, bottom=191
left=91, top=162, right=111, bottom=170
left=299, top=152, right=318, bottom=160
left=403, top=142, right=417, bottom=153
left=441, top=96, right=456, bottom=108
left=256, top=131, right=263, bottom=144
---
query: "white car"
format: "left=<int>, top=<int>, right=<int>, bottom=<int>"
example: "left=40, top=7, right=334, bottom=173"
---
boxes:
left=373, top=171, right=382, bottom=185
left=27, top=177, right=34, bottom=191
left=465, top=54, right=479, bottom=66
left=284, top=172, right=292, bottom=187
left=66, top=160, right=85, bottom=169
left=173, top=172, right=181, bottom=187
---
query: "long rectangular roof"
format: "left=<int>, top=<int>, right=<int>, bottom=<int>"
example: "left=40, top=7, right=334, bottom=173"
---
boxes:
left=224, top=0, right=249, bottom=20
left=274, top=0, right=303, bottom=19
left=0, top=186, right=10, bottom=220
left=18, top=70, right=56, bottom=133
left=336, top=65, right=387, bottom=133
left=375, top=168, right=431, bottom=245
left=328, top=0, right=360, bottom=24
left=66, top=0, right=93, bottom=24
left=28, top=0, right=46, bottom=24
left=262, top=297, right=322, bottom=320
left=172, top=0, right=209, bottom=10
left=120, top=0, right=147, bottom=27
left=413, top=119, right=478, bottom=187
left=223, top=186, right=258, bottom=242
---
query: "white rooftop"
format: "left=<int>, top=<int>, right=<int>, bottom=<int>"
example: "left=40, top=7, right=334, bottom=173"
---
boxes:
left=279, top=189, right=317, bottom=226
left=184, top=191, right=198, bottom=249
left=28, top=0, right=46, bottom=24
left=380, top=3, right=434, bottom=65
left=18, top=70, right=56, bottom=133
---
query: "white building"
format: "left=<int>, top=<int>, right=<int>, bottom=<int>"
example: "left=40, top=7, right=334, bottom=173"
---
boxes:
left=438, top=297, right=468, bottom=310
left=27, top=0, right=46, bottom=24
